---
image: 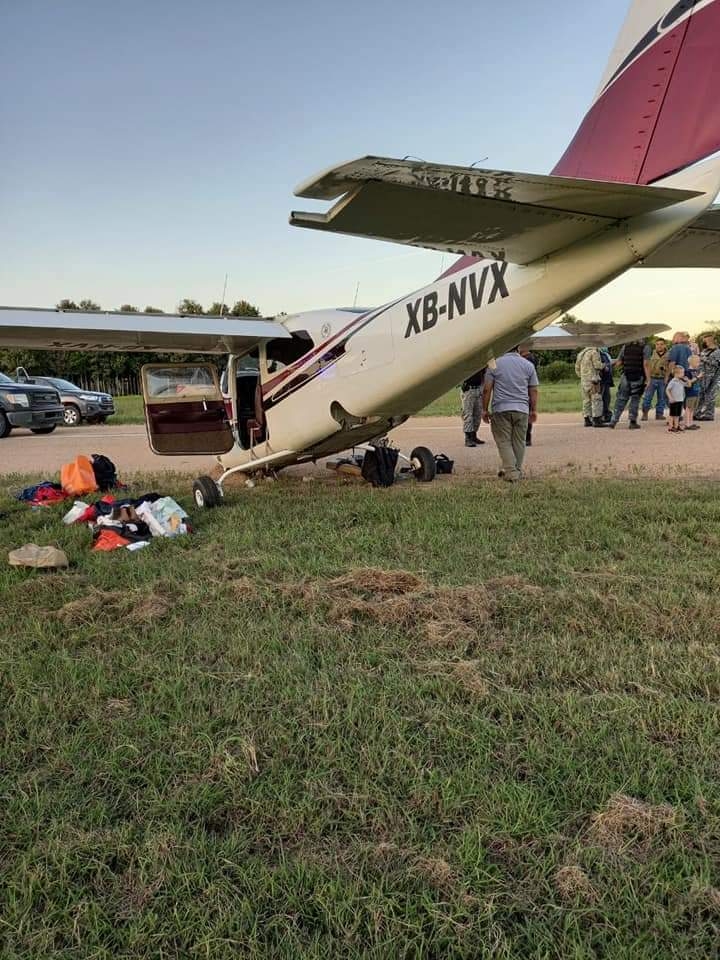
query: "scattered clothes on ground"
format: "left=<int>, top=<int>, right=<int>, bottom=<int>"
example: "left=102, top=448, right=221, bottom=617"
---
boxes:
left=15, top=482, right=68, bottom=506
left=14, top=480, right=190, bottom=555
left=78, top=494, right=190, bottom=551
left=136, top=497, right=190, bottom=537
left=92, top=523, right=152, bottom=552
left=63, top=501, right=90, bottom=525
left=8, top=544, right=69, bottom=569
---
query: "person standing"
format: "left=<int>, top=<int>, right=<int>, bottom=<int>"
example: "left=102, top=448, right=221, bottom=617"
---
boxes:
left=609, top=339, right=647, bottom=429
left=666, top=366, right=686, bottom=433
left=575, top=346, right=607, bottom=427
left=683, top=355, right=703, bottom=430
left=641, top=338, right=669, bottom=421
left=599, top=346, right=614, bottom=422
left=695, top=334, right=720, bottom=421
left=666, top=331, right=693, bottom=376
left=482, top=349, right=539, bottom=483
left=460, top=369, right=486, bottom=447
left=518, top=343, right=539, bottom=445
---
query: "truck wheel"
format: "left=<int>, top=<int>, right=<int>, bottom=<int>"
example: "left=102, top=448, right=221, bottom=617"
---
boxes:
left=30, top=426, right=57, bottom=435
left=63, top=404, right=81, bottom=427
left=193, top=476, right=222, bottom=509
left=410, top=446, right=436, bottom=483
left=0, top=413, right=11, bottom=439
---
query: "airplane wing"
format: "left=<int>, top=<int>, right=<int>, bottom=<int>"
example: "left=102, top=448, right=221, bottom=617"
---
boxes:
left=0, top=307, right=290, bottom=354
left=530, top=322, right=670, bottom=350
left=638, top=206, right=720, bottom=267
left=290, top=156, right=701, bottom=265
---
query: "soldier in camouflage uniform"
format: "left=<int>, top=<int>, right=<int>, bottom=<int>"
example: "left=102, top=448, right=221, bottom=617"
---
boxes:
left=695, top=334, right=720, bottom=421
left=575, top=346, right=607, bottom=427
left=461, top=369, right=486, bottom=447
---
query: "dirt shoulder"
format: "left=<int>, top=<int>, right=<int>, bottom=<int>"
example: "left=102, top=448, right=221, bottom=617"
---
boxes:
left=1, top=414, right=717, bottom=480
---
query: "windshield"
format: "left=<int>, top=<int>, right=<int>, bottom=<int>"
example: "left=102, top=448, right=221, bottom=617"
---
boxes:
left=44, top=377, right=80, bottom=391
left=0, top=373, right=13, bottom=384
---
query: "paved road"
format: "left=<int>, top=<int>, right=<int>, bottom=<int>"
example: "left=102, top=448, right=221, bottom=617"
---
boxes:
left=2, top=415, right=717, bottom=480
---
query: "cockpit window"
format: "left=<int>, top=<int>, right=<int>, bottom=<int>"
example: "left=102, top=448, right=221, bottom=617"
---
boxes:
left=266, top=331, right=314, bottom=373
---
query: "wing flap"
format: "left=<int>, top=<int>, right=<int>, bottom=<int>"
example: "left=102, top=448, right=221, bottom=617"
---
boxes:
left=639, top=206, right=720, bottom=267
left=0, top=308, right=290, bottom=354
left=291, top=156, right=700, bottom=264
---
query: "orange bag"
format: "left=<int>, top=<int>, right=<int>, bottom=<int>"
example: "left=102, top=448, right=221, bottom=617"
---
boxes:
left=60, top=455, right=98, bottom=497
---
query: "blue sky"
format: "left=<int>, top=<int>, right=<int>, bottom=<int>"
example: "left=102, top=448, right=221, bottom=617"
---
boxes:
left=1, top=0, right=718, bottom=332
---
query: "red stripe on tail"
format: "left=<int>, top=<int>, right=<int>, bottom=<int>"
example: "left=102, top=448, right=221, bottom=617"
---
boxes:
left=553, top=0, right=720, bottom=184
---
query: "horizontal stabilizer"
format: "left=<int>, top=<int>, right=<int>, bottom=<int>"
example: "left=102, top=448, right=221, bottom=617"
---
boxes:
left=639, top=206, right=720, bottom=268
left=291, top=156, right=700, bottom=264
left=0, top=307, right=289, bottom=354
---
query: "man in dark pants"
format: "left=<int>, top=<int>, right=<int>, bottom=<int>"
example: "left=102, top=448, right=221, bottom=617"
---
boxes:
left=599, top=346, right=614, bottom=422
left=609, top=339, right=647, bottom=429
left=461, top=369, right=486, bottom=447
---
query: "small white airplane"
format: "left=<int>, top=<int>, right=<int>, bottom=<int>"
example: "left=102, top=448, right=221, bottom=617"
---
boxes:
left=2, top=0, right=720, bottom=507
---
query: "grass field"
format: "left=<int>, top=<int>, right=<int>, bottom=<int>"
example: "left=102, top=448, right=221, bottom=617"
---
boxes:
left=112, top=381, right=583, bottom=425
left=1, top=475, right=719, bottom=958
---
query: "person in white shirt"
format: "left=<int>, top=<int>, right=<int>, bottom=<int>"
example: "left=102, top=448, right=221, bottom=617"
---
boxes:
left=665, top=365, right=686, bottom=433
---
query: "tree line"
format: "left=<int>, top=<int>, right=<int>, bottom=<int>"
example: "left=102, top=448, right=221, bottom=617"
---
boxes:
left=0, top=297, right=263, bottom=394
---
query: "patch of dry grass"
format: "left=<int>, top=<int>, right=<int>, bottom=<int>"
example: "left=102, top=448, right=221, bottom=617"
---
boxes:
left=588, top=794, right=679, bottom=854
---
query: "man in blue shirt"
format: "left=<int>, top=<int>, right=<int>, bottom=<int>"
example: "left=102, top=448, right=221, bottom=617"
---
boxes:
left=483, top=348, right=539, bottom=483
left=666, top=332, right=693, bottom=377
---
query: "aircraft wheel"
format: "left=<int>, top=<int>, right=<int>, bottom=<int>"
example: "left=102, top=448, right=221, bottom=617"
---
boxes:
left=193, top=475, right=222, bottom=509
left=410, top=446, right=436, bottom=483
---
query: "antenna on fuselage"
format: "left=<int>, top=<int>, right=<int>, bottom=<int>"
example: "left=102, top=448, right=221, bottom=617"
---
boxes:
left=353, top=281, right=360, bottom=308
left=219, top=273, right=228, bottom=316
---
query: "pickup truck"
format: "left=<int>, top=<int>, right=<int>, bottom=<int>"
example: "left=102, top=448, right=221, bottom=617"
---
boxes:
left=0, top=372, right=65, bottom=438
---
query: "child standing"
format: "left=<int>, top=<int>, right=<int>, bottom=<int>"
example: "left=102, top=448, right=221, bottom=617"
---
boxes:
left=666, top=365, right=686, bottom=433
left=683, top=354, right=704, bottom=430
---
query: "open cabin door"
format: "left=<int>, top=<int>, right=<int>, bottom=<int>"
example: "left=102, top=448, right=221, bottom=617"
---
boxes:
left=141, top=363, right=235, bottom=456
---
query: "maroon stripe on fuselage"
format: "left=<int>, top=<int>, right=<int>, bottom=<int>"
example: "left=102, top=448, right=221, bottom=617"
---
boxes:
left=553, top=0, right=720, bottom=185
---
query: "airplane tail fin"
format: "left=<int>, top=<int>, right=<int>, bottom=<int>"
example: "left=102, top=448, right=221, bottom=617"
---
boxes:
left=553, top=0, right=720, bottom=186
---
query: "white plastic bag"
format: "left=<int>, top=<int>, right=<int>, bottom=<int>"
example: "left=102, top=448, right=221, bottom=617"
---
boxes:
left=63, top=501, right=89, bottom=525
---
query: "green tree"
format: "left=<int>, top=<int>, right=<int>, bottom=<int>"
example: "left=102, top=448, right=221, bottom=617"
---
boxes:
left=78, top=299, right=101, bottom=311
left=144, top=306, right=165, bottom=314
left=56, top=299, right=79, bottom=311
left=207, top=302, right=230, bottom=316
left=229, top=299, right=261, bottom=318
left=119, top=304, right=139, bottom=313
left=178, top=299, right=204, bottom=315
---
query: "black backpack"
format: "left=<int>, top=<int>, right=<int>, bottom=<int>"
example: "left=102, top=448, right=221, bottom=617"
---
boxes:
left=91, top=454, right=118, bottom=491
left=361, top=445, right=399, bottom=487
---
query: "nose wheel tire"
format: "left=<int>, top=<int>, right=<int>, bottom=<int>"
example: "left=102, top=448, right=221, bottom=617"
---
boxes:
left=410, top=446, right=436, bottom=483
left=193, top=476, right=222, bottom=509
left=63, top=404, right=81, bottom=427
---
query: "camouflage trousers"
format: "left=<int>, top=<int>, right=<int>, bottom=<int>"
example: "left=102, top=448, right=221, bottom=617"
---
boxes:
left=580, top=379, right=603, bottom=419
left=695, top=373, right=720, bottom=420
left=462, top=387, right=483, bottom=433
